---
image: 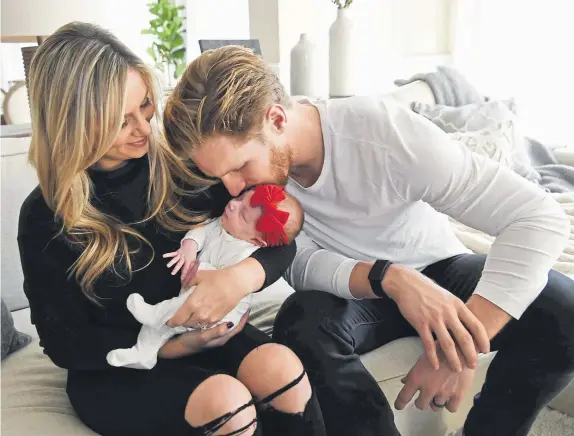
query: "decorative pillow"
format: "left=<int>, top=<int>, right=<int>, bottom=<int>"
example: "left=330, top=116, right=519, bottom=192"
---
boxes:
left=412, top=99, right=537, bottom=177
left=412, top=99, right=517, bottom=134
left=1, top=298, right=32, bottom=360
left=448, top=122, right=514, bottom=167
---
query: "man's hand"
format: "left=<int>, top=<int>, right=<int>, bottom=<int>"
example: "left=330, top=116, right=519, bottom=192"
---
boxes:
left=163, top=239, right=198, bottom=284
left=384, top=265, right=490, bottom=372
left=395, top=343, right=475, bottom=413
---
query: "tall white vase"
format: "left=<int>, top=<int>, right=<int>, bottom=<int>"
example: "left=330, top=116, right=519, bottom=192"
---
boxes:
left=290, top=33, right=316, bottom=97
left=329, top=8, right=355, bottom=98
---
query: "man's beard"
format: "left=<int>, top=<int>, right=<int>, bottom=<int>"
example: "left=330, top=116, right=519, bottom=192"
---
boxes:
left=270, top=145, right=293, bottom=186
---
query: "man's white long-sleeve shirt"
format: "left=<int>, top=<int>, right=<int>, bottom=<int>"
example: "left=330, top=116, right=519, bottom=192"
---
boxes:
left=286, top=96, right=569, bottom=319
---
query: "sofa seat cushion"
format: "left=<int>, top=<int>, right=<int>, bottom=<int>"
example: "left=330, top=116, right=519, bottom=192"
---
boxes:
left=1, top=341, right=96, bottom=435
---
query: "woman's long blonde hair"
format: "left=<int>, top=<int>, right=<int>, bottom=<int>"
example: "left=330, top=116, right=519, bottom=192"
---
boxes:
left=28, top=22, right=208, bottom=301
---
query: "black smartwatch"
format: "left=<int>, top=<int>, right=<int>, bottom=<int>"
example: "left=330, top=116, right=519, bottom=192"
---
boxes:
left=368, top=259, right=394, bottom=299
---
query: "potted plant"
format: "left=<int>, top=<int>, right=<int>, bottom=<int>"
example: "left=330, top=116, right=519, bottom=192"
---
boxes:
left=142, top=0, right=186, bottom=87
left=331, top=0, right=352, bottom=8
left=329, top=0, right=354, bottom=98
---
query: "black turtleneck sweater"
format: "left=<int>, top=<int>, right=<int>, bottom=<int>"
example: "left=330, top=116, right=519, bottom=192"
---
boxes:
left=17, top=156, right=295, bottom=371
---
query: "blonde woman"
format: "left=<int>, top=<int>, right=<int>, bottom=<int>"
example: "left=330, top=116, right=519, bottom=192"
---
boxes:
left=18, top=23, right=325, bottom=436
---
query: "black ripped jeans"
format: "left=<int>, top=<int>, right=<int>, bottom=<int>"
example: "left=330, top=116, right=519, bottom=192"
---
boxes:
left=273, top=254, right=574, bottom=436
left=68, top=324, right=325, bottom=436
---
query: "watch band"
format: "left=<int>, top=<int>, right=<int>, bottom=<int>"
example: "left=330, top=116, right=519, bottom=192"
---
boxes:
left=368, top=259, right=393, bottom=299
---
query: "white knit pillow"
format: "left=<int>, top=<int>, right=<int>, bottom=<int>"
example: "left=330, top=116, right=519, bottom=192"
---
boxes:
left=448, top=121, right=514, bottom=167
left=413, top=99, right=535, bottom=175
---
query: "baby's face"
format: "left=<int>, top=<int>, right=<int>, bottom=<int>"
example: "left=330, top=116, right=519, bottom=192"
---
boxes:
left=221, top=190, right=266, bottom=245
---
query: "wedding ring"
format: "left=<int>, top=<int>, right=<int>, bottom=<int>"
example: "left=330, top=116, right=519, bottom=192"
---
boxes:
left=196, top=323, right=208, bottom=331
left=432, top=397, right=447, bottom=408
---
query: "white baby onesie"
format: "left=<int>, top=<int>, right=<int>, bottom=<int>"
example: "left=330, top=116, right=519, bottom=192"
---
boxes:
left=107, top=219, right=257, bottom=370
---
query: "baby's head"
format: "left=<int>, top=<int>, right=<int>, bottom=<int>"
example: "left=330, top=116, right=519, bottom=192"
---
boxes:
left=221, top=185, right=303, bottom=247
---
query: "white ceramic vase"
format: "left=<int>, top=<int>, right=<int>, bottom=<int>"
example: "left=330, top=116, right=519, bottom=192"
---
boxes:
left=329, top=7, right=355, bottom=98
left=290, top=33, right=317, bottom=97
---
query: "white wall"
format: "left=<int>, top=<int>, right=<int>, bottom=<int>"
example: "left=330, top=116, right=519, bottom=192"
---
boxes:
left=184, top=0, right=250, bottom=61
left=1, top=0, right=152, bottom=87
left=250, top=0, right=453, bottom=96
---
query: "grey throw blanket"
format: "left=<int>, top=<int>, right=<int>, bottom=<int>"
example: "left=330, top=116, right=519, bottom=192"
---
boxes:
left=394, top=65, right=484, bottom=107
left=396, top=66, right=574, bottom=193
left=527, top=139, right=574, bottom=193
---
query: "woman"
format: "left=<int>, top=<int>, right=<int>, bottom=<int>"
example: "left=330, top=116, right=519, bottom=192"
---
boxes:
left=18, top=22, right=325, bottom=436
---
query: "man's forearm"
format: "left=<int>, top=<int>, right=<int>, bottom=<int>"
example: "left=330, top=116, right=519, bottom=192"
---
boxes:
left=466, top=294, right=512, bottom=340
left=351, top=262, right=513, bottom=340
left=349, top=261, right=407, bottom=299
left=349, top=261, right=377, bottom=298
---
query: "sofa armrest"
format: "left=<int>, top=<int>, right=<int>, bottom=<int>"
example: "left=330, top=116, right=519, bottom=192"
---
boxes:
left=11, top=308, right=38, bottom=340
left=554, top=146, right=574, bottom=167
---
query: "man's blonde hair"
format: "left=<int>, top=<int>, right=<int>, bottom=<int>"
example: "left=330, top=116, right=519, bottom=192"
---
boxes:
left=164, top=45, right=291, bottom=157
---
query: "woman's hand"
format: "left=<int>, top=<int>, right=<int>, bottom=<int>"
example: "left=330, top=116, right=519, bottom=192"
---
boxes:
left=394, top=342, right=476, bottom=413
left=167, top=261, right=260, bottom=329
left=159, top=311, right=249, bottom=359
left=384, top=265, right=490, bottom=372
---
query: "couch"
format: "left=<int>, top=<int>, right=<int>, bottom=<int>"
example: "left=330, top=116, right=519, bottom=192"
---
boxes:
left=2, top=80, right=574, bottom=436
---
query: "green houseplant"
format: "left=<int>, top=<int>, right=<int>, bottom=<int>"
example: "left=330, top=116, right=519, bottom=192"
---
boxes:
left=142, top=0, right=186, bottom=85
left=331, top=0, right=352, bottom=8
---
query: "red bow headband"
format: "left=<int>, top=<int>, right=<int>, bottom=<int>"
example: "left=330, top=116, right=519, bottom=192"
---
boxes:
left=250, top=185, right=290, bottom=247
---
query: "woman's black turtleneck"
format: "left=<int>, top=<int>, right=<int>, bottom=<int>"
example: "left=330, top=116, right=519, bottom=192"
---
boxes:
left=17, top=156, right=295, bottom=371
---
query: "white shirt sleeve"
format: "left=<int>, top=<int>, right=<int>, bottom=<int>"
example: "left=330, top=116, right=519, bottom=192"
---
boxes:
left=286, top=231, right=360, bottom=299
left=384, top=103, right=570, bottom=318
left=181, top=219, right=220, bottom=251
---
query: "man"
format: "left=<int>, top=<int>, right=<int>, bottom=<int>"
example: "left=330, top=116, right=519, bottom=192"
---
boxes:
left=163, top=46, right=574, bottom=436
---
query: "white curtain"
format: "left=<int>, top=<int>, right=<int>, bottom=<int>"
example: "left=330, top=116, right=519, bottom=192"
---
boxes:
left=450, top=0, right=574, bottom=145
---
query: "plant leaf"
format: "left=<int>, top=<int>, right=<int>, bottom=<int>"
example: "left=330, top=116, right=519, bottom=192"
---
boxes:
left=146, top=46, right=157, bottom=61
left=172, top=35, right=184, bottom=47
left=171, top=47, right=185, bottom=59
left=175, top=62, right=186, bottom=78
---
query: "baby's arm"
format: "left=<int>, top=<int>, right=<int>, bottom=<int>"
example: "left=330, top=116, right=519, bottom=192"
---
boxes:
left=164, top=219, right=220, bottom=281
left=182, top=219, right=220, bottom=251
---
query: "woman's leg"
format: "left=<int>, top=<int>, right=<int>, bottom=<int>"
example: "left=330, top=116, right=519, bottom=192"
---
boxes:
left=67, top=358, right=258, bottom=436
left=237, top=343, right=326, bottom=436
left=185, top=374, right=258, bottom=436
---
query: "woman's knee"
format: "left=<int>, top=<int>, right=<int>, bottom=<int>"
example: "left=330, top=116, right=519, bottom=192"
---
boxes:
left=185, top=374, right=257, bottom=436
left=237, top=343, right=312, bottom=413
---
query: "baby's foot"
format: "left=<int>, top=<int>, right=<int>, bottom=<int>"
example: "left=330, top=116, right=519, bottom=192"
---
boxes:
left=127, top=294, right=159, bottom=326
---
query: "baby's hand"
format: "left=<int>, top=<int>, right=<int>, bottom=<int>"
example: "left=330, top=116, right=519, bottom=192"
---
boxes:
left=163, top=239, right=198, bottom=283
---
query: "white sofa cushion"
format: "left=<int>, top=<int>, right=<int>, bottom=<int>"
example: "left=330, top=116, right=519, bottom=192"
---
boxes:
left=1, top=341, right=96, bottom=436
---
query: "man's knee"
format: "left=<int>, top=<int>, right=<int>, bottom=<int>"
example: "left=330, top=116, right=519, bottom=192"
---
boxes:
left=185, top=374, right=257, bottom=435
left=273, top=291, right=344, bottom=342
left=530, top=270, right=574, bottom=367
left=237, top=343, right=312, bottom=414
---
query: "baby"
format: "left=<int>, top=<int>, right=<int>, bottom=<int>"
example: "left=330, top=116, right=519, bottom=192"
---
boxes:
left=107, top=185, right=303, bottom=370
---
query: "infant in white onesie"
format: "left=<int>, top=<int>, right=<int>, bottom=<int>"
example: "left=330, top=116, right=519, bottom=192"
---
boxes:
left=107, top=185, right=303, bottom=370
